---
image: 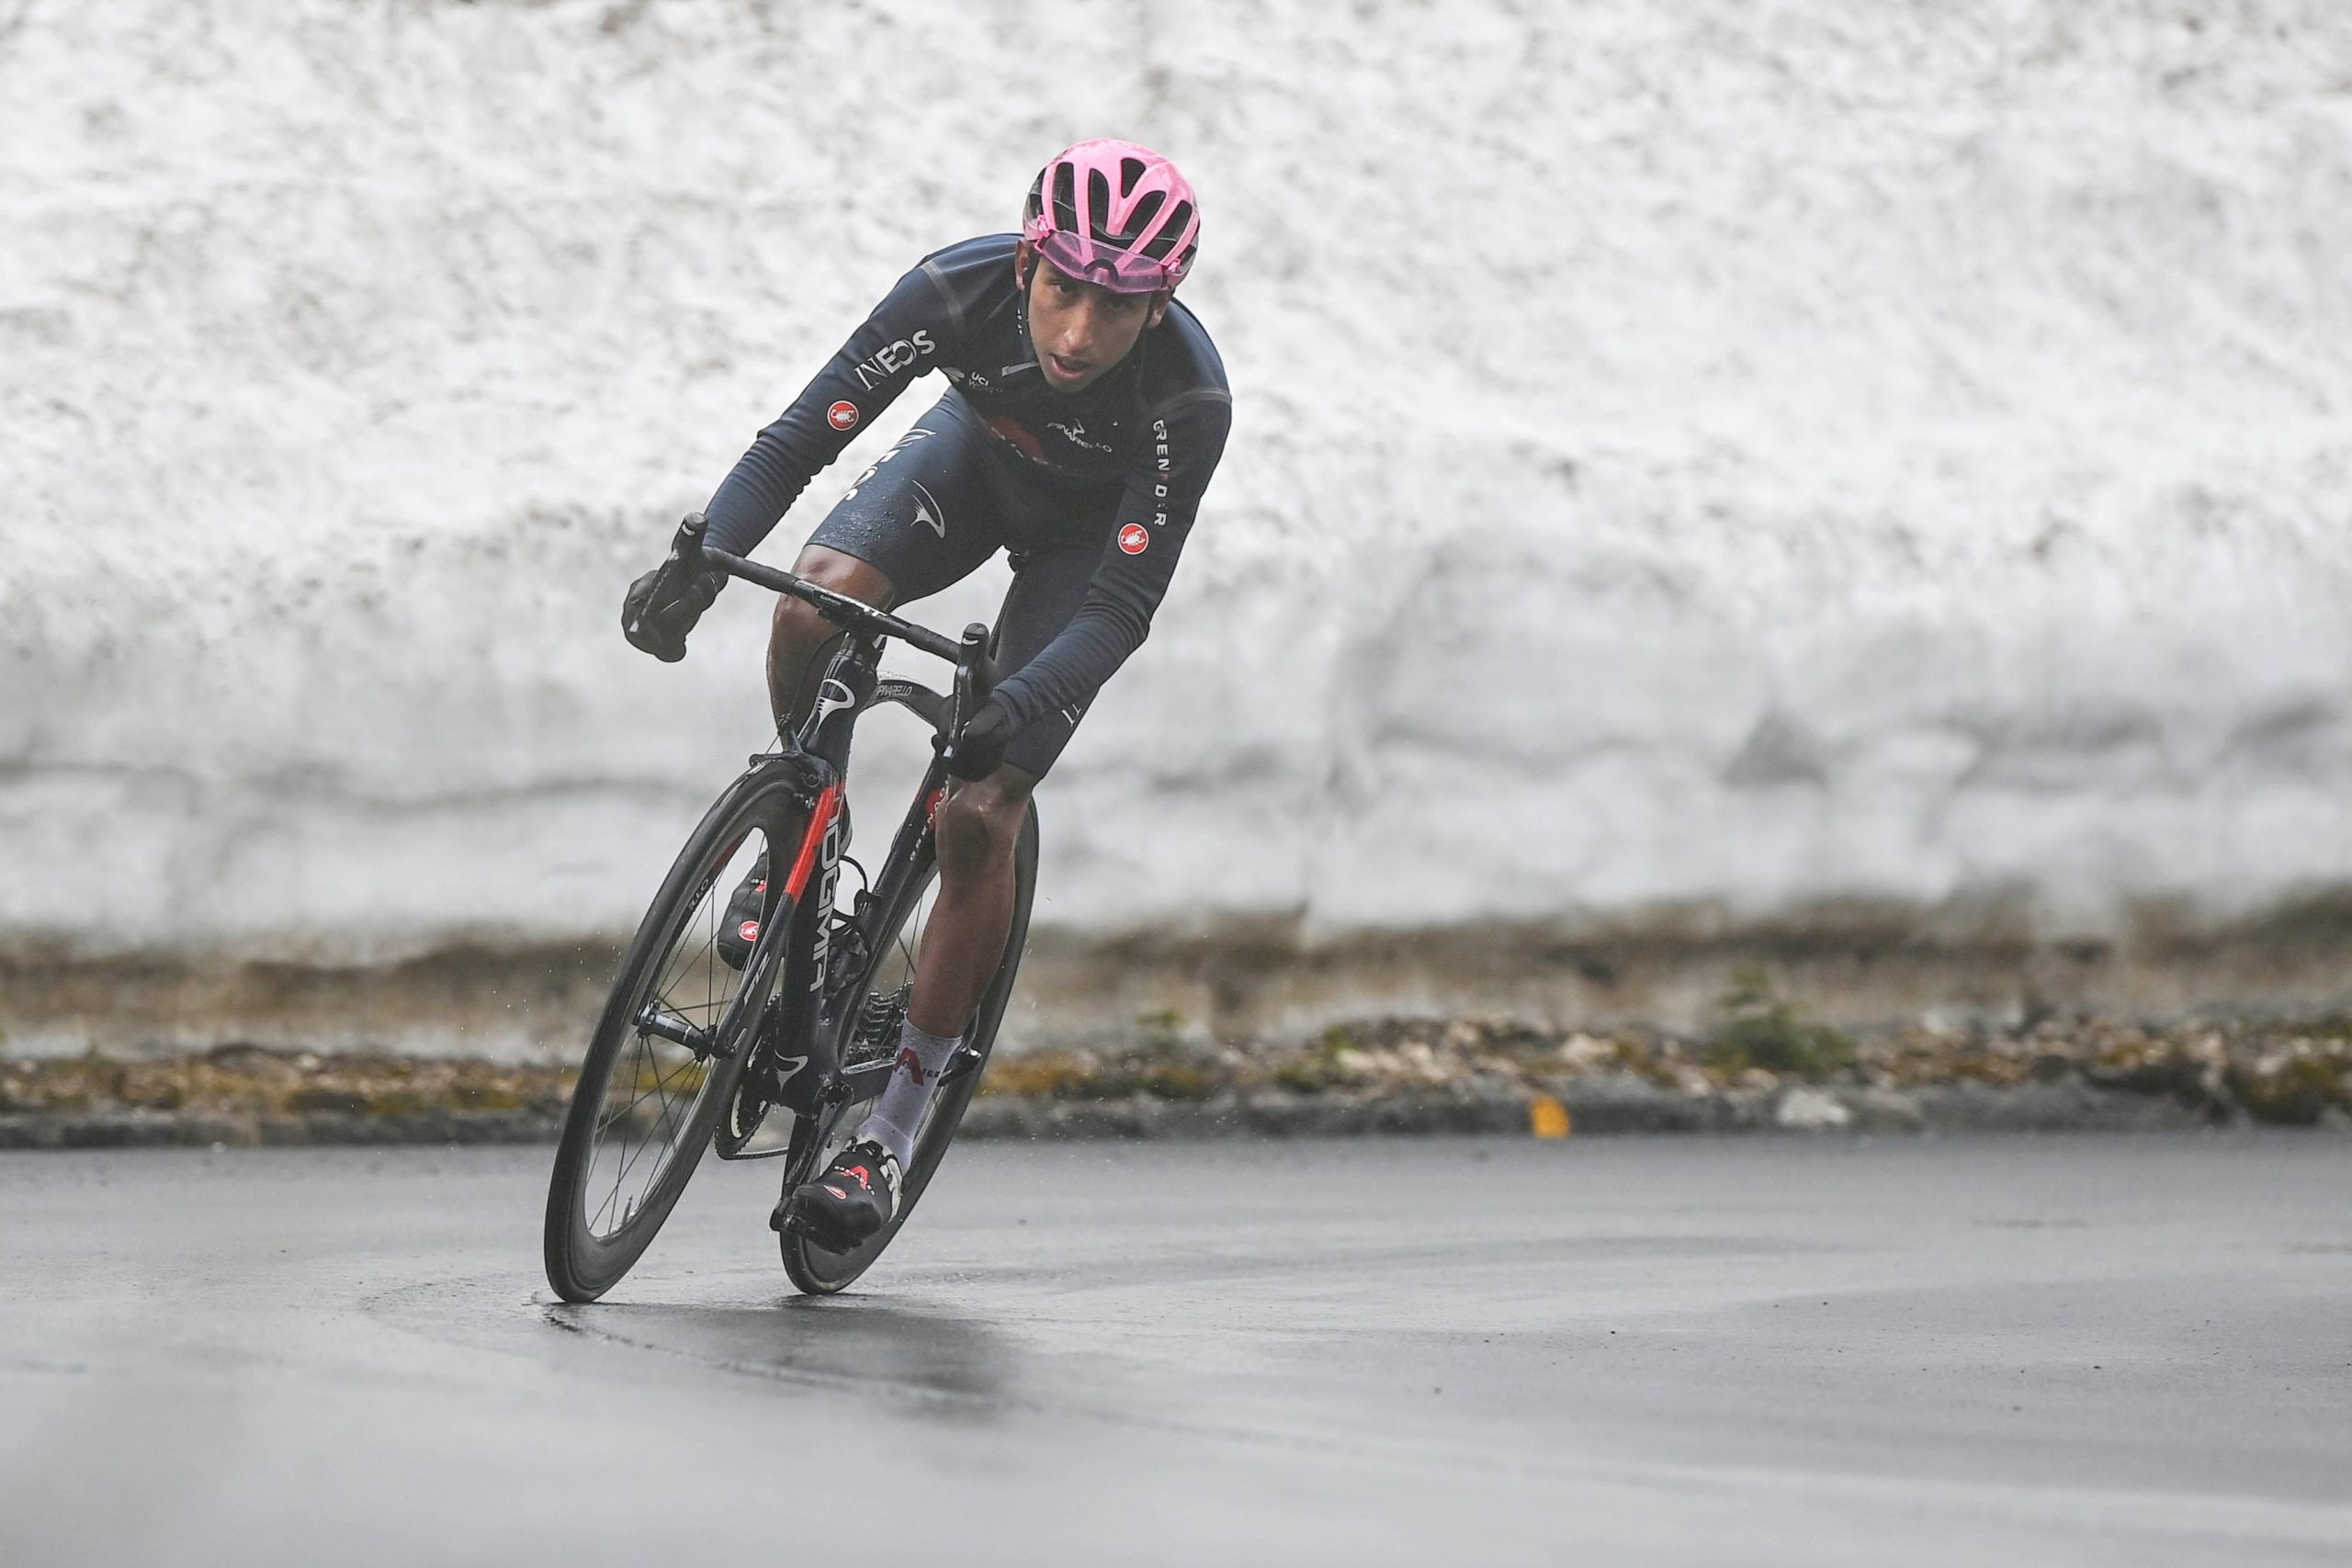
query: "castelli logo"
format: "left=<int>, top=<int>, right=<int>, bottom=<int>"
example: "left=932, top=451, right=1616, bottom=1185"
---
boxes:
left=827, top=400, right=860, bottom=432
left=1117, top=523, right=1150, bottom=555
left=738, top=920, right=760, bottom=943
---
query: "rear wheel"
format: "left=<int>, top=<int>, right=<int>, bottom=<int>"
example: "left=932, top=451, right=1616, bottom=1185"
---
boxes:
left=544, top=770, right=805, bottom=1303
left=780, top=802, right=1038, bottom=1294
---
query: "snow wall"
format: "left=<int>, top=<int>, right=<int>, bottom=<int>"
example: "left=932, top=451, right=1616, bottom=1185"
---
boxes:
left=5, top=0, right=2351, bottom=1054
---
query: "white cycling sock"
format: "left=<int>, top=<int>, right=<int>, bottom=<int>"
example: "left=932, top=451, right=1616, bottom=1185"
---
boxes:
left=856, top=1018, right=962, bottom=1168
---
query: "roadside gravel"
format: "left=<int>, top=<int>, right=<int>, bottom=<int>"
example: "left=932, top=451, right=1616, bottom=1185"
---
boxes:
left=4, top=1011, right=2346, bottom=1148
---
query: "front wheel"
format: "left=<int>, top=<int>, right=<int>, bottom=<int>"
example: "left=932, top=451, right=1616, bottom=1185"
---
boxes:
left=544, top=769, right=806, bottom=1303
left=781, top=801, right=1038, bottom=1294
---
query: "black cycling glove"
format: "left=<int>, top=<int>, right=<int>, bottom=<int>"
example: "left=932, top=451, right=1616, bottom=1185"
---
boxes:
left=622, top=530, right=724, bottom=663
left=944, top=694, right=1014, bottom=780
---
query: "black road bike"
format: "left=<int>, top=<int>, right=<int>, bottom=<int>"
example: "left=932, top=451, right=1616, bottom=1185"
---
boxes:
left=543, top=515, right=1036, bottom=1303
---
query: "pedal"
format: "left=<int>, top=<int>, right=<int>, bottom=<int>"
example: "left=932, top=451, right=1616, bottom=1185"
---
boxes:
left=771, top=1189, right=838, bottom=1245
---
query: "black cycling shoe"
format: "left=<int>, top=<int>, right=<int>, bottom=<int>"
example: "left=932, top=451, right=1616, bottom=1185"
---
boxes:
left=714, top=853, right=770, bottom=970
left=774, top=1139, right=902, bottom=1247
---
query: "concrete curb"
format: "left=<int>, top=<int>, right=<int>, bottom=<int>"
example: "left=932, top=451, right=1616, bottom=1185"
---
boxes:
left=0, top=1109, right=565, bottom=1150
left=3, top=1080, right=2309, bottom=1150
left=954, top=1077, right=2250, bottom=1141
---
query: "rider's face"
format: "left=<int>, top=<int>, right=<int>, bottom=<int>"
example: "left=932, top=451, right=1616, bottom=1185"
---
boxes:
left=1022, top=249, right=1169, bottom=393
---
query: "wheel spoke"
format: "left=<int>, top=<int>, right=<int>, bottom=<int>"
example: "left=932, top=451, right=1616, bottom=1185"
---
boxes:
left=588, top=1032, right=711, bottom=1235
left=607, top=1058, right=694, bottom=1192
left=571, top=831, right=772, bottom=1243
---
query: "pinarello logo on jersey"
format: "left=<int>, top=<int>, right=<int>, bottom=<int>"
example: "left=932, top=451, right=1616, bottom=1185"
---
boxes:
left=827, top=400, right=860, bottom=432
left=1117, top=523, right=1150, bottom=556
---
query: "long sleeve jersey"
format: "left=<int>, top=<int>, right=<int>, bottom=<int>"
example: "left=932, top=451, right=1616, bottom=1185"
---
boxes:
left=699, top=233, right=1233, bottom=735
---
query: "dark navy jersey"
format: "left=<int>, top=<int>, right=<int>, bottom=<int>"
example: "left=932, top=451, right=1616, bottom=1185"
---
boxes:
left=700, top=233, right=1232, bottom=740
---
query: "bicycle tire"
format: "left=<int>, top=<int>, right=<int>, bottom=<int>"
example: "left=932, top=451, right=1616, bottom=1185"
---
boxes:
left=544, top=768, right=807, bottom=1303
left=780, top=801, right=1038, bottom=1294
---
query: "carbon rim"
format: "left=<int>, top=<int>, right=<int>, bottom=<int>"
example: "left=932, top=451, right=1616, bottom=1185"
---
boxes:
left=570, top=818, right=775, bottom=1253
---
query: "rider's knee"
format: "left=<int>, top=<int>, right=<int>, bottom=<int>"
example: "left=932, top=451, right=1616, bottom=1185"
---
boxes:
left=771, top=549, right=884, bottom=650
left=769, top=590, right=831, bottom=649
left=933, top=774, right=1029, bottom=874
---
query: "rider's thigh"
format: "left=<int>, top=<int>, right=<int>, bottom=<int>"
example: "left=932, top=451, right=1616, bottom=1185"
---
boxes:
left=803, top=391, right=1005, bottom=604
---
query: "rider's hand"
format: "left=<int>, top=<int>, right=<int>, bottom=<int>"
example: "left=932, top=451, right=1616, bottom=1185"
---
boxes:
left=622, top=556, right=723, bottom=663
left=944, top=694, right=1014, bottom=781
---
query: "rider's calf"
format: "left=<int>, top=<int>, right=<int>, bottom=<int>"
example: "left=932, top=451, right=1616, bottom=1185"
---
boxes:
left=910, top=766, right=1033, bottom=1037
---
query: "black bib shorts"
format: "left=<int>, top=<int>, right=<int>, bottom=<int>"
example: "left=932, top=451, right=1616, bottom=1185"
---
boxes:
left=806, top=390, right=1125, bottom=777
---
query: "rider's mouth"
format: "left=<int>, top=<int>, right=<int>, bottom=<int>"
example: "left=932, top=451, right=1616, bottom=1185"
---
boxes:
left=1046, top=353, right=1090, bottom=381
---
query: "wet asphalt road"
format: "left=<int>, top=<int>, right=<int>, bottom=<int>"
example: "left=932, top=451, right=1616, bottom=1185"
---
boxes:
left=2, top=1134, right=2347, bottom=1565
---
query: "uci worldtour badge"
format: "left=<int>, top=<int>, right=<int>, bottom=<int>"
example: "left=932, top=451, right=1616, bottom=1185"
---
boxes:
left=827, top=400, right=860, bottom=432
left=1117, top=523, right=1150, bottom=556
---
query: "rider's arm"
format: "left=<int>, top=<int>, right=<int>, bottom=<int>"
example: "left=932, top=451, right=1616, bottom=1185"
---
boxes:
left=700, top=262, right=964, bottom=556
left=988, top=388, right=1232, bottom=735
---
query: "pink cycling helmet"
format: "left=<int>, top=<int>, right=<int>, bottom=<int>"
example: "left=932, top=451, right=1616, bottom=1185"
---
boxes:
left=1021, top=140, right=1200, bottom=295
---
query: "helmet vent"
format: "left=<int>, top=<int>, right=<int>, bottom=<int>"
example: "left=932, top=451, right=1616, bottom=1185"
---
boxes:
left=1123, top=189, right=1166, bottom=240
left=1118, top=155, right=1148, bottom=196
left=1140, top=200, right=1193, bottom=260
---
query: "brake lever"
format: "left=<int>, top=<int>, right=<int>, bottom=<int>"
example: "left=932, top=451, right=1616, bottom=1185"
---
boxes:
left=939, top=620, right=996, bottom=766
left=625, top=512, right=710, bottom=645
left=673, top=511, right=709, bottom=573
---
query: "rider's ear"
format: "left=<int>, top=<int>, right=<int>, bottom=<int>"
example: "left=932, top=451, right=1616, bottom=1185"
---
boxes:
left=1146, top=293, right=1170, bottom=330
left=1014, top=241, right=1035, bottom=291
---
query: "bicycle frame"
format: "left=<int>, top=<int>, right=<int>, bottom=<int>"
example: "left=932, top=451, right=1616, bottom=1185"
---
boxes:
left=683, top=528, right=993, bottom=1137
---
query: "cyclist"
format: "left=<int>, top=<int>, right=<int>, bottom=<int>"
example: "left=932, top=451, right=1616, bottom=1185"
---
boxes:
left=620, top=141, right=1230, bottom=1247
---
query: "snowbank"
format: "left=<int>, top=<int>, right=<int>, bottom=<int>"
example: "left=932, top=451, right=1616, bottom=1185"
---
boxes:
left=4, top=2, right=2349, bottom=988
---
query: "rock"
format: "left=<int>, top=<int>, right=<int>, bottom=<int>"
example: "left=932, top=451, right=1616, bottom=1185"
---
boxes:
left=1776, top=1087, right=1855, bottom=1131
left=1557, top=1033, right=1617, bottom=1070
